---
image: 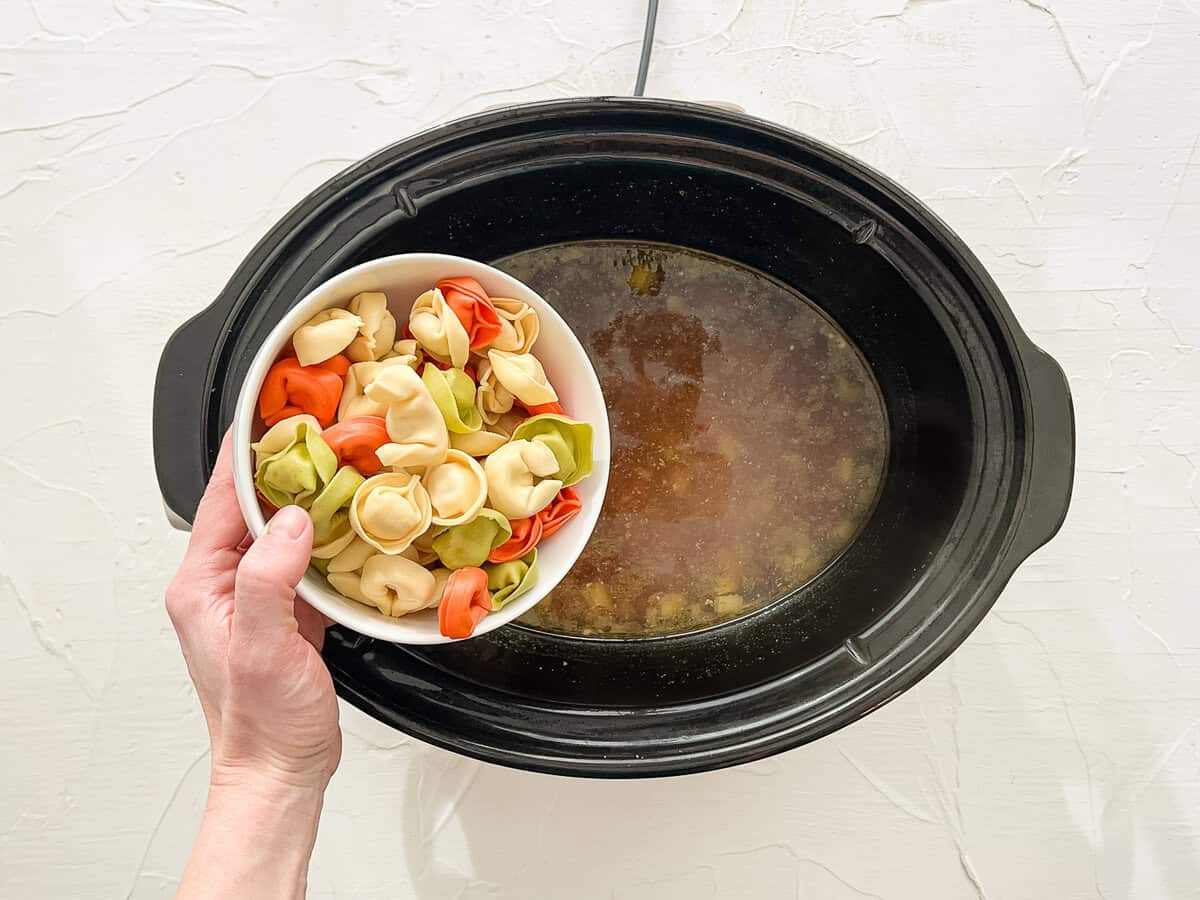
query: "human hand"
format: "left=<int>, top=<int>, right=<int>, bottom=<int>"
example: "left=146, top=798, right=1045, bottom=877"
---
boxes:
left=167, top=432, right=340, bottom=898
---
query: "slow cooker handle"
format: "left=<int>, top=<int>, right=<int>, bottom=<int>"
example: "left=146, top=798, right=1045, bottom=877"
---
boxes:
left=153, top=300, right=231, bottom=531
left=1010, top=341, right=1075, bottom=561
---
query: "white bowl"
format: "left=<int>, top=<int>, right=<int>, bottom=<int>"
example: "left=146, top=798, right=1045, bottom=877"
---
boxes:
left=231, top=254, right=610, bottom=644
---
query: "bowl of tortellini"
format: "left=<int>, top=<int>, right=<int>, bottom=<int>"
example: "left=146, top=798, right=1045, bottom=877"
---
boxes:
left=231, top=254, right=610, bottom=644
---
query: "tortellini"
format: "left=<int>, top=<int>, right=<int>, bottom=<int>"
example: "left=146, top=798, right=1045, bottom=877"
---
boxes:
left=485, top=549, right=539, bottom=609
left=329, top=554, right=439, bottom=618
left=422, top=449, right=488, bottom=527
left=488, top=297, right=539, bottom=354
left=449, top=428, right=508, bottom=457
left=259, top=356, right=347, bottom=427
left=437, top=277, right=502, bottom=350
left=349, top=472, right=433, bottom=555
left=345, top=292, right=398, bottom=363
left=308, top=465, right=365, bottom=558
left=364, top=364, right=449, bottom=472
left=255, top=277, right=598, bottom=637
left=409, top=288, right=469, bottom=369
left=483, top=439, right=562, bottom=518
left=475, top=358, right=515, bottom=425
left=512, top=414, right=594, bottom=487
left=251, top=414, right=322, bottom=467
left=431, top=508, right=512, bottom=569
left=327, top=535, right=376, bottom=574
left=408, top=526, right=440, bottom=566
left=486, top=349, right=558, bottom=406
left=382, top=339, right=421, bottom=363
left=321, top=415, right=390, bottom=476
left=252, top=415, right=337, bottom=509
left=339, top=357, right=419, bottom=421
left=292, top=308, right=363, bottom=366
left=423, top=364, right=483, bottom=434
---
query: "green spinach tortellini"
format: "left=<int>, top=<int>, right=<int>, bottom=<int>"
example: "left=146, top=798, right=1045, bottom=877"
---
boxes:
left=431, top=508, right=512, bottom=569
left=511, top=414, right=593, bottom=487
left=308, top=465, right=366, bottom=558
left=252, top=415, right=338, bottom=509
left=422, top=363, right=483, bottom=434
left=485, top=549, right=538, bottom=609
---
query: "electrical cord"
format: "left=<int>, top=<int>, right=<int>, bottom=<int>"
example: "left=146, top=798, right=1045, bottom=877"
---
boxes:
left=633, top=0, right=659, bottom=96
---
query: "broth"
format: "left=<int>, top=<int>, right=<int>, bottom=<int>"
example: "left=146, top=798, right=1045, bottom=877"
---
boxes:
left=496, top=241, right=888, bottom=637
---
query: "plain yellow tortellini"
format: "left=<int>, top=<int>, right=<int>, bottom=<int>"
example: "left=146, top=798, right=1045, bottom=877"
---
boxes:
left=451, top=409, right=522, bottom=456
left=422, top=449, right=488, bottom=527
left=475, top=358, right=515, bottom=425
left=364, top=364, right=449, bottom=471
left=338, top=357, right=418, bottom=421
left=326, top=535, right=376, bottom=575
left=328, top=553, right=439, bottom=618
left=450, top=428, right=508, bottom=457
left=349, top=471, right=433, bottom=554
left=292, top=308, right=363, bottom=366
left=345, top=292, right=398, bottom=363
left=382, top=339, right=421, bottom=363
left=486, top=349, right=558, bottom=406
left=483, top=438, right=563, bottom=518
left=488, top=297, right=540, bottom=354
left=409, top=288, right=469, bottom=369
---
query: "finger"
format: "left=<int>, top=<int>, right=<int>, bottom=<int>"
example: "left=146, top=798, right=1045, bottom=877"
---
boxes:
left=233, top=506, right=314, bottom=641
left=294, top=598, right=328, bottom=651
left=185, top=431, right=248, bottom=564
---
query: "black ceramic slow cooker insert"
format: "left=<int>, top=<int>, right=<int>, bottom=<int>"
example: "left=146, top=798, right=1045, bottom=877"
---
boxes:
left=154, top=98, right=1075, bottom=777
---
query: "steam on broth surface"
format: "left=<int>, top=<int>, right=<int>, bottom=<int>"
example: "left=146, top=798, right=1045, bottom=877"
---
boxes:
left=496, top=241, right=888, bottom=637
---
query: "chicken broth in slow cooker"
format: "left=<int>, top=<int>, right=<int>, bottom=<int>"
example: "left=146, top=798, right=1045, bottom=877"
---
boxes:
left=497, top=242, right=887, bottom=637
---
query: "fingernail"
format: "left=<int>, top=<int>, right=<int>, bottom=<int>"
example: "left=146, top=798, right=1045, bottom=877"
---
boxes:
left=269, top=506, right=310, bottom=540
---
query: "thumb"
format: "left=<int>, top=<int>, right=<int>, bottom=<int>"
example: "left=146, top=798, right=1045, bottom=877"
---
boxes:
left=234, top=506, right=314, bottom=641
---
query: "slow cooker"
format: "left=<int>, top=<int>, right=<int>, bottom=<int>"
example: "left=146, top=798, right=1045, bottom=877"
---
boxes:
left=154, top=98, right=1075, bottom=777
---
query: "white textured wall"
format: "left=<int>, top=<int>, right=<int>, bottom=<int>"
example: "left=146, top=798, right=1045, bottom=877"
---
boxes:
left=2, top=1, right=1199, bottom=897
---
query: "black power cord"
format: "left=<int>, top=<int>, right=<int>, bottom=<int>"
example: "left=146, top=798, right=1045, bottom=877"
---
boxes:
left=633, top=0, right=659, bottom=96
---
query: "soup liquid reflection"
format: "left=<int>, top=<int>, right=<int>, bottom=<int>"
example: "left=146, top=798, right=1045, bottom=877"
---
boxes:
left=496, top=242, right=888, bottom=637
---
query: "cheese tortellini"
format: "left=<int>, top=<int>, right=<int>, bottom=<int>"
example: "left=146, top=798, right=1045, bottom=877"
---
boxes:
left=483, top=439, right=563, bottom=518
left=329, top=553, right=439, bottom=618
left=308, top=465, right=366, bottom=558
left=349, top=472, right=433, bottom=554
left=339, top=356, right=419, bottom=421
left=431, top=508, right=511, bottom=569
left=512, top=414, right=594, bottom=487
left=423, top=364, right=482, bottom=434
left=345, top=292, right=398, bottom=363
left=365, top=364, right=449, bottom=472
left=255, top=276, right=598, bottom=636
left=422, top=449, right=488, bottom=527
left=485, top=548, right=539, bottom=609
left=252, top=415, right=337, bottom=509
left=475, top=358, right=515, bottom=425
left=486, top=349, right=558, bottom=406
left=409, top=288, right=469, bottom=369
left=488, top=297, right=540, bottom=354
left=292, top=308, right=364, bottom=366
